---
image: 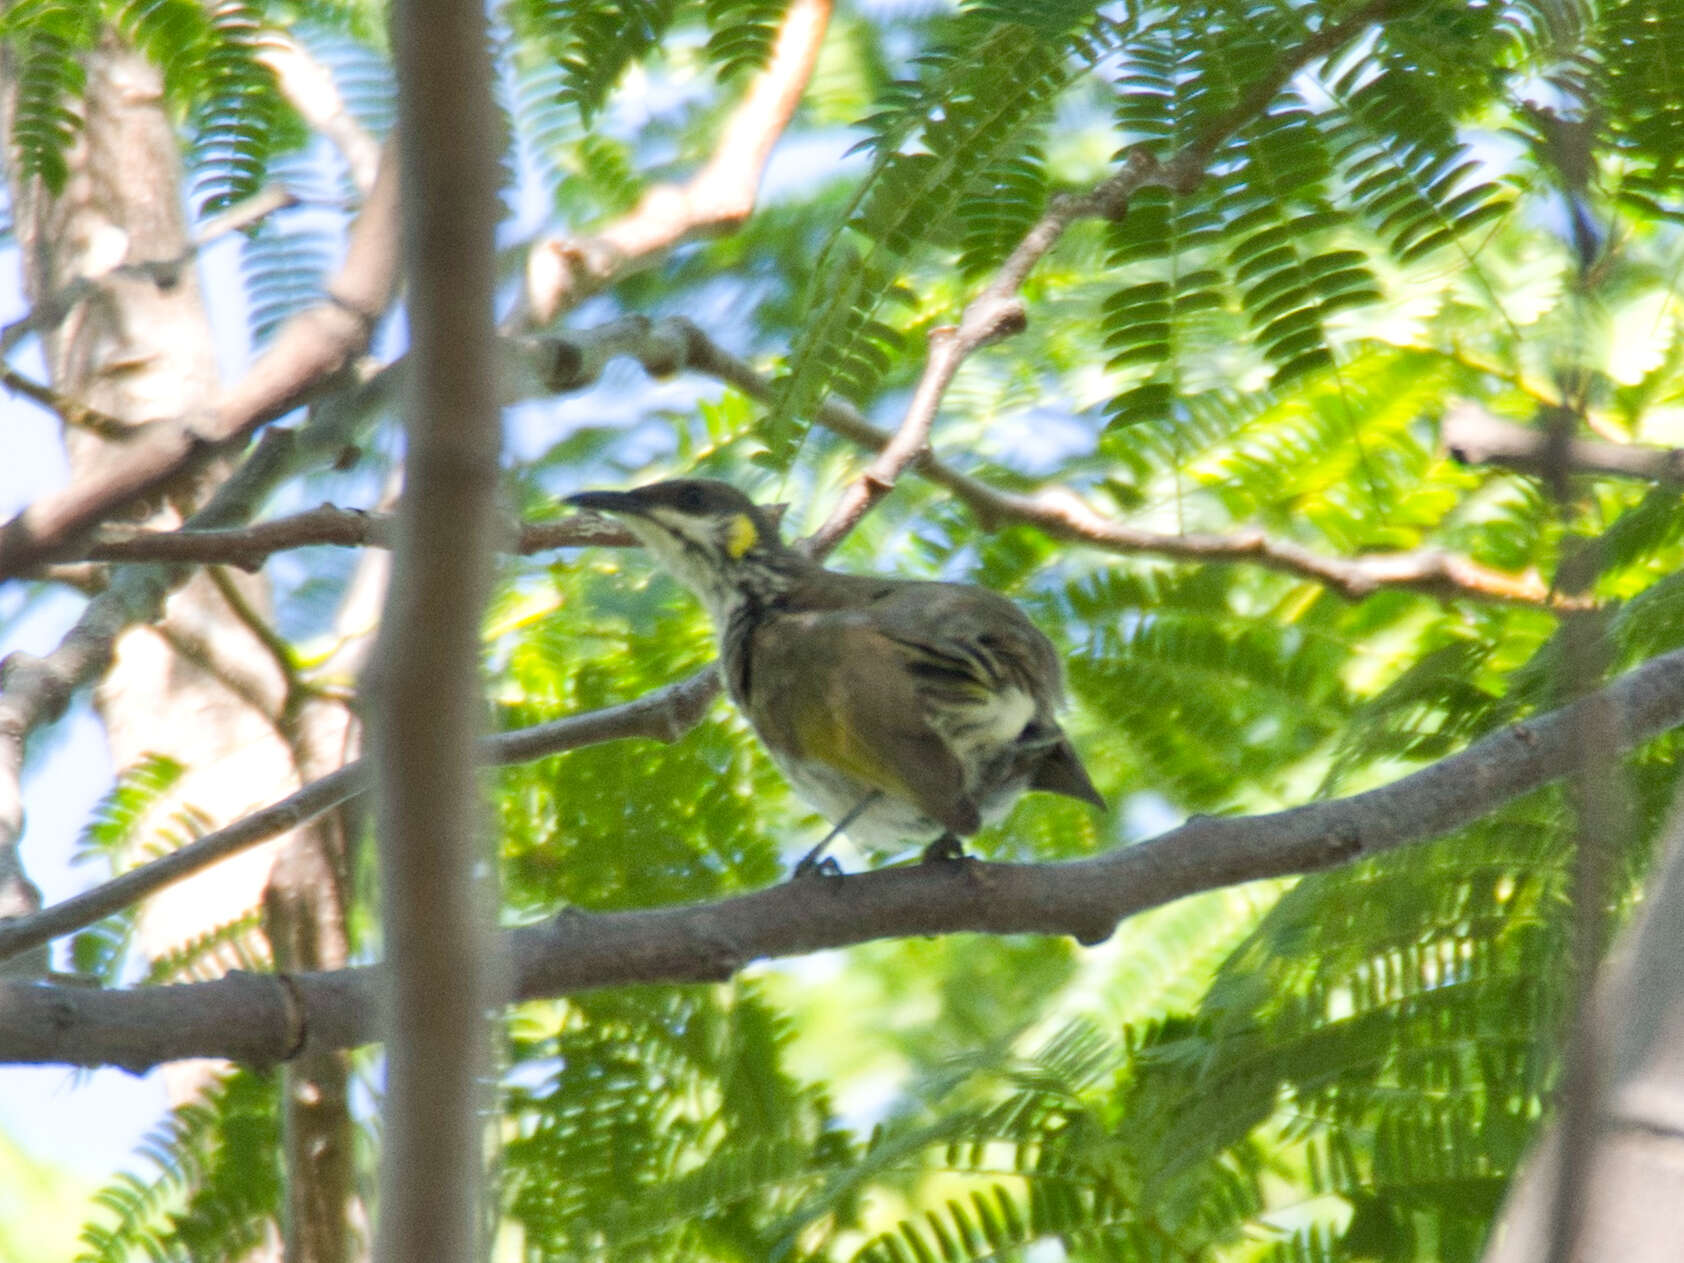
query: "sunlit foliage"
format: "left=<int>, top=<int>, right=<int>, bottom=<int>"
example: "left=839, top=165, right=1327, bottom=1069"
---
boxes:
left=10, top=0, right=1684, bottom=1258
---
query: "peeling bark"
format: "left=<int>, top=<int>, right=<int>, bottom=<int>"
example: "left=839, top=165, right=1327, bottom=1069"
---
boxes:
left=2, top=34, right=357, bottom=1263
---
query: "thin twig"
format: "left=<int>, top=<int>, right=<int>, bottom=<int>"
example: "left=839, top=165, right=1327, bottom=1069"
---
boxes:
left=807, top=150, right=1172, bottom=554
left=1167, top=0, right=1405, bottom=188
left=515, top=0, right=833, bottom=327
left=675, top=322, right=1585, bottom=610
left=64, top=506, right=634, bottom=569
left=0, top=666, right=721, bottom=966
left=55, top=315, right=1577, bottom=608
left=808, top=0, right=1405, bottom=551
left=193, top=185, right=300, bottom=246
left=204, top=565, right=311, bottom=734
left=60, top=472, right=1575, bottom=611
left=0, top=362, right=129, bottom=436
left=154, top=620, right=289, bottom=744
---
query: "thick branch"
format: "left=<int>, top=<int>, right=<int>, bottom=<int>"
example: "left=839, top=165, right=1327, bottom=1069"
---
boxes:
left=517, top=0, right=832, bottom=326
left=0, top=146, right=400, bottom=581
left=6, top=643, right=1684, bottom=1071
left=1445, top=402, right=1684, bottom=484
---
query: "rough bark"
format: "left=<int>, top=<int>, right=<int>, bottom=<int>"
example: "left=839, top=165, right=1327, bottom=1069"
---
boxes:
left=264, top=695, right=359, bottom=1263
left=7, top=35, right=277, bottom=1095
left=2, top=34, right=356, bottom=1263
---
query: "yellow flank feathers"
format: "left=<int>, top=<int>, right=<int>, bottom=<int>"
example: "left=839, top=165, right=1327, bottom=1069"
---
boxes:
left=793, top=704, right=909, bottom=799
left=725, top=513, right=759, bottom=558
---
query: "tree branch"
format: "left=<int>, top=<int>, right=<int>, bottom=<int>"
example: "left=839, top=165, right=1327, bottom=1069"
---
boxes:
left=808, top=148, right=1171, bottom=552
left=57, top=477, right=1574, bottom=610
left=6, top=642, right=1684, bottom=1072
left=51, top=317, right=1576, bottom=608
left=0, top=147, right=399, bottom=581
left=0, top=0, right=1415, bottom=583
left=677, top=322, right=1584, bottom=609
left=808, top=0, right=1414, bottom=553
left=0, top=320, right=416, bottom=965
left=516, top=0, right=832, bottom=326
left=68, top=507, right=636, bottom=569
left=0, top=666, right=721, bottom=965
left=0, top=428, right=303, bottom=962
left=1445, top=402, right=1684, bottom=484
left=0, top=0, right=1559, bottom=991
left=0, top=360, right=130, bottom=436
left=260, top=35, right=381, bottom=196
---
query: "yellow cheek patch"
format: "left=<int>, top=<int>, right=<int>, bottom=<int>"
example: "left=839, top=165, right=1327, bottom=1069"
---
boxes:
left=725, top=513, right=759, bottom=559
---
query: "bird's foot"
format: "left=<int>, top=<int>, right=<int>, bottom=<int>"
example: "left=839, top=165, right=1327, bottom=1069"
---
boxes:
left=791, top=792, right=880, bottom=880
left=920, top=833, right=966, bottom=864
left=791, top=853, right=844, bottom=880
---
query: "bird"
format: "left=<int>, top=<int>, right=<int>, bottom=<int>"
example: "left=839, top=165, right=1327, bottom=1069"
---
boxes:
left=565, top=478, right=1103, bottom=873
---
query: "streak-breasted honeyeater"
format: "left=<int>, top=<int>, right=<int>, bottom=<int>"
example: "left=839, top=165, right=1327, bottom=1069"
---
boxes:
left=567, top=479, right=1103, bottom=871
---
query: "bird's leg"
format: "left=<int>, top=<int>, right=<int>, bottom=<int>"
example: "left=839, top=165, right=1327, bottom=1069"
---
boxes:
left=920, top=833, right=966, bottom=864
left=792, top=792, right=882, bottom=879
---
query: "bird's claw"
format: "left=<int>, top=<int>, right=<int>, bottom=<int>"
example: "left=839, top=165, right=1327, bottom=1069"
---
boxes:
left=920, top=834, right=966, bottom=864
left=792, top=853, right=844, bottom=880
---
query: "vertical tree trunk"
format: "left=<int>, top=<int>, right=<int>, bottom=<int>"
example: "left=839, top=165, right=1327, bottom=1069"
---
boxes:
left=2, top=34, right=356, bottom=1263
left=1483, top=799, right=1684, bottom=1263
left=369, top=0, right=503, bottom=1255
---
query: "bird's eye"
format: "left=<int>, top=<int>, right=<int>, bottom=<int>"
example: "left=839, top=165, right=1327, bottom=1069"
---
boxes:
left=675, top=484, right=706, bottom=513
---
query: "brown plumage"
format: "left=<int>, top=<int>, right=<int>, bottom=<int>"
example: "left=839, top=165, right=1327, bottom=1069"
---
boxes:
left=567, top=479, right=1103, bottom=867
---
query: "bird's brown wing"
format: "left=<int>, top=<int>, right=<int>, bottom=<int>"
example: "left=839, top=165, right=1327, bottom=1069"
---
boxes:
left=746, top=608, right=982, bottom=836
left=864, top=581, right=1104, bottom=811
left=859, top=581, right=1065, bottom=708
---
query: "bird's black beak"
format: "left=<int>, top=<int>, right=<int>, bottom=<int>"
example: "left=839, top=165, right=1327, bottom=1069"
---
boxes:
left=565, top=489, right=648, bottom=516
